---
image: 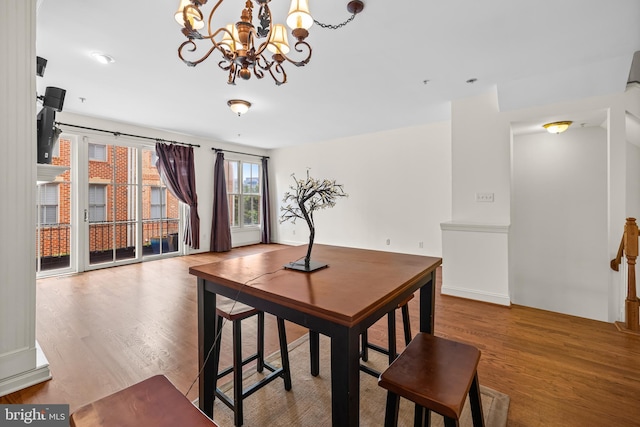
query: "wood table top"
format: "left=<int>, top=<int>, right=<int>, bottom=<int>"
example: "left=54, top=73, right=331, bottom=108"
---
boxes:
left=189, top=244, right=441, bottom=327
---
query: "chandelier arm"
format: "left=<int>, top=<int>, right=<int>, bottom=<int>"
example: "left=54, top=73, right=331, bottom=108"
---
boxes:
left=277, top=40, right=312, bottom=67
left=267, top=62, right=287, bottom=86
left=252, top=63, right=266, bottom=80
left=227, top=64, right=237, bottom=85
left=183, top=4, right=204, bottom=28
left=178, top=40, right=220, bottom=67
left=180, top=25, right=236, bottom=67
left=254, top=54, right=286, bottom=85
left=205, top=0, right=225, bottom=37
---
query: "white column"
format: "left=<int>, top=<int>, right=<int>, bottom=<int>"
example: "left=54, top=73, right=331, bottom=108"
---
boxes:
left=441, top=89, right=512, bottom=306
left=0, top=0, right=51, bottom=396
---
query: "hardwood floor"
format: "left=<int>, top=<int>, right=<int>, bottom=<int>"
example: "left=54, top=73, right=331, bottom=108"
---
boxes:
left=2, top=244, right=640, bottom=426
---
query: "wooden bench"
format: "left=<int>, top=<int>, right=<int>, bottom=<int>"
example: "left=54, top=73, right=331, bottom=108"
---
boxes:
left=70, top=375, right=218, bottom=427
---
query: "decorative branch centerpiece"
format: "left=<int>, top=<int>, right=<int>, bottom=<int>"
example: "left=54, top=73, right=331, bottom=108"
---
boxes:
left=280, top=171, right=347, bottom=271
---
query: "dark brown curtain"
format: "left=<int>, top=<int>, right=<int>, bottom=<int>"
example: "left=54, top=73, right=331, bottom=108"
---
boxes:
left=261, top=157, right=271, bottom=243
left=210, top=151, right=232, bottom=252
left=155, top=142, right=200, bottom=249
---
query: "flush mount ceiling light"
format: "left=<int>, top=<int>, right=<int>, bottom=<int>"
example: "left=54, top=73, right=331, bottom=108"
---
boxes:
left=175, top=0, right=364, bottom=86
left=543, top=121, right=573, bottom=134
left=91, top=52, right=115, bottom=65
left=228, top=99, right=251, bottom=116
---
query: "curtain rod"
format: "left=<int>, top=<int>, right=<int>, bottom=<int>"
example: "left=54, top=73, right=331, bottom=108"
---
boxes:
left=212, top=147, right=269, bottom=159
left=55, top=122, right=201, bottom=148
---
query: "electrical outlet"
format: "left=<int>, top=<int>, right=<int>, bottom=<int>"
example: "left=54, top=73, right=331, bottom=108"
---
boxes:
left=475, top=192, right=494, bottom=202
left=386, top=238, right=390, bottom=245
left=419, top=241, right=424, bottom=248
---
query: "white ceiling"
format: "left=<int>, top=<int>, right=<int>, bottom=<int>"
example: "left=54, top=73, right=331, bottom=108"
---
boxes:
left=36, top=0, right=640, bottom=149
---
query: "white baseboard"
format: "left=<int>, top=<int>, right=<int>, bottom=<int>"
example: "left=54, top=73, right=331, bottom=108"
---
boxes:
left=441, top=284, right=511, bottom=306
left=0, top=342, right=51, bottom=398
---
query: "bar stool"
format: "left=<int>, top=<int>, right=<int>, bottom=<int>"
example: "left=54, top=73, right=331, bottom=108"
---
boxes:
left=378, top=333, right=485, bottom=427
left=212, top=299, right=292, bottom=427
left=70, top=375, right=218, bottom=427
left=360, top=294, right=414, bottom=377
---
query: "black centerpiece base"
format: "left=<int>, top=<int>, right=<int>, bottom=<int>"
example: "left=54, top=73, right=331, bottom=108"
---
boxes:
left=284, top=259, right=328, bottom=272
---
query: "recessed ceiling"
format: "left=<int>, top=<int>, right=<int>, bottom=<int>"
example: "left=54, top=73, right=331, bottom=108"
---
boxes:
left=35, top=0, right=640, bottom=149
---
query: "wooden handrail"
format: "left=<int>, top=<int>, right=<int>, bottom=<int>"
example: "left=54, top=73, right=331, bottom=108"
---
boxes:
left=611, top=218, right=640, bottom=333
left=611, top=234, right=624, bottom=271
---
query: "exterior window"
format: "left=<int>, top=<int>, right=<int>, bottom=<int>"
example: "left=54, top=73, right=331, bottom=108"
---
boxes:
left=88, top=143, right=107, bottom=161
left=225, top=160, right=261, bottom=227
left=150, top=186, right=166, bottom=219
left=88, top=184, right=107, bottom=222
left=38, top=183, right=59, bottom=224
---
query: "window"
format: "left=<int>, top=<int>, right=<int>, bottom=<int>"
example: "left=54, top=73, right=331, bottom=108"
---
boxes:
left=150, top=186, right=166, bottom=219
left=225, top=160, right=261, bottom=227
left=38, top=183, right=59, bottom=224
left=88, top=184, right=107, bottom=222
left=88, top=143, right=107, bottom=161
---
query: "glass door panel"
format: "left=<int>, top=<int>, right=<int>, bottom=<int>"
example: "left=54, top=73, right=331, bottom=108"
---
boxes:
left=88, top=143, right=138, bottom=265
left=36, top=137, right=72, bottom=275
left=141, top=148, right=179, bottom=256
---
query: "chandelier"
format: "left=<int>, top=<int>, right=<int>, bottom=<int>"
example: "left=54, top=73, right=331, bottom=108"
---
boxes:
left=175, top=0, right=363, bottom=85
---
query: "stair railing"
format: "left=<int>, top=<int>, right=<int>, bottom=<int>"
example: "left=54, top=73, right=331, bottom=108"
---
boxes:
left=610, top=217, right=640, bottom=333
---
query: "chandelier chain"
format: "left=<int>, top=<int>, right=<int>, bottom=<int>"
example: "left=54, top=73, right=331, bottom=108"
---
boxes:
left=313, top=13, right=356, bottom=30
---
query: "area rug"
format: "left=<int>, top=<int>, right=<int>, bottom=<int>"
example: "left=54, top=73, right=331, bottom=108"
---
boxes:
left=205, top=334, right=510, bottom=426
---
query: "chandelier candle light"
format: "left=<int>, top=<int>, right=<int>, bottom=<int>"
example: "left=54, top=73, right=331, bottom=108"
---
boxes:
left=175, top=0, right=364, bottom=85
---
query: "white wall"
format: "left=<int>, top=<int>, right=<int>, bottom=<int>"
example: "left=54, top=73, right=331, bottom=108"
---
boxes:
left=452, top=89, right=511, bottom=224
left=269, top=123, right=452, bottom=257
left=627, top=141, right=640, bottom=219
left=441, top=89, right=512, bottom=305
left=511, top=127, right=609, bottom=320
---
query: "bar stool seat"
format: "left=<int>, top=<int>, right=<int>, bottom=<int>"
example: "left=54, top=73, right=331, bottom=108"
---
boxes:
left=212, top=299, right=292, bottom=427
left=378, top=333, right=485, bottom=427
left=360, top=294, right=414, bottom=377
left=70, top=375, right=218, bottom=427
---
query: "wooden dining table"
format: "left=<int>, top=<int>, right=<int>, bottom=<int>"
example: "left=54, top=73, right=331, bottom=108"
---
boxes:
left=189, top=244, right=442, bottom=427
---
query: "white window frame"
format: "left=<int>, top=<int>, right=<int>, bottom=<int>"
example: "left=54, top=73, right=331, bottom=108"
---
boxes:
left=88, top=184, right=107, bottom=222
left=150, top=186, right=166, bottom=220
left=225, top=159, right=261, bottom=229
left=38, top=183, right=59, bottom=225
left=88, top=143, right=107, bottom=161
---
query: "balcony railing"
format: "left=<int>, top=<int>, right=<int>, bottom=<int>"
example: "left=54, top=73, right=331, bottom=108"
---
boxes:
left=37, top=219, right=180, bottom=271
left=38, top=222, right=71, bottom=271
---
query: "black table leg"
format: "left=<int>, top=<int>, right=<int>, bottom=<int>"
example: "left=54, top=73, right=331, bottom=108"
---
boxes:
left=419, top=271, right=435, bottom=334
left=309, top=330, right=320, bottom=376
left=197, top=278, right=217, bottom=418
left=330, top=327, right=360, bottom=426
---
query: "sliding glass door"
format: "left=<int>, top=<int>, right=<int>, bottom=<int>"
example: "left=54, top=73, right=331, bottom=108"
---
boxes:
left=86, top=143, right=179, bottom=268
left=87, top=142, right=138, bottom=265
left=36, top=136, right=181, bottom=275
